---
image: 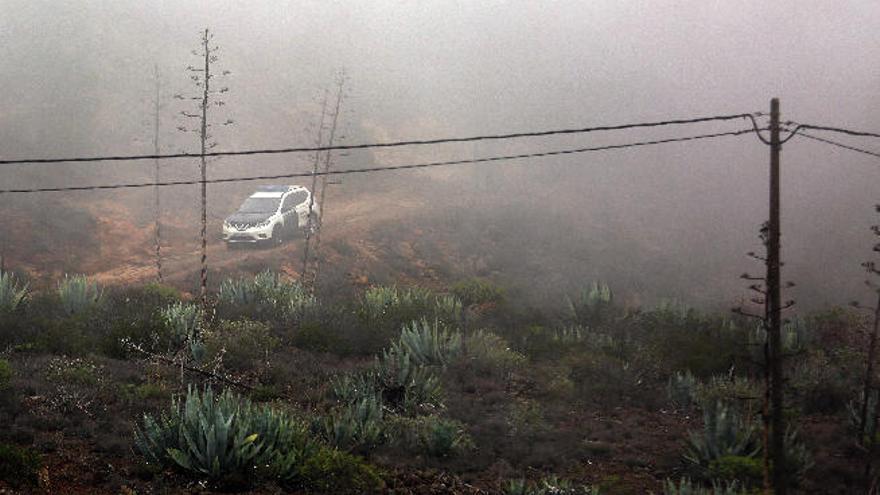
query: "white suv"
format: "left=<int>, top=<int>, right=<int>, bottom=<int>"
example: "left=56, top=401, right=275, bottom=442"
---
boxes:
left=222, top=185, right=320, bottom=246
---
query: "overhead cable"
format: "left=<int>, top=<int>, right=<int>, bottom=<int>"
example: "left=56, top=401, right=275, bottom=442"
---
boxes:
left=0, top=128, right=755, bottom=195
left=0, top=113, right=756, bottom=165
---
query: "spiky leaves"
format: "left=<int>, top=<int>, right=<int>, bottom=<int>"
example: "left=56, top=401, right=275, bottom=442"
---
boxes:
left=58, top=274, right=102, bottom=316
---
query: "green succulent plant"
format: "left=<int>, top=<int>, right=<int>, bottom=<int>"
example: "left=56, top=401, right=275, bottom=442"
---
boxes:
left=321, top=395, right=385, bottom=452
left=0, top=270, right=28, bottom=314
left=58, top=274, right=102, bottom=316
left=218, top=270, right=314, bottom=320
left=566, top=281, right=614, bottom=326
left=683, top=402, right=760, bottom=470
left=391, top=318, right=462, bottom=367
left=135, top=386, right=315, bottom=482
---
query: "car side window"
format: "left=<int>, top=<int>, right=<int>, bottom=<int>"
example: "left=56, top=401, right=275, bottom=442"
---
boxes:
left=281, top=195, right=295, bottom=212
left=290, top=191, right=309, bottom=206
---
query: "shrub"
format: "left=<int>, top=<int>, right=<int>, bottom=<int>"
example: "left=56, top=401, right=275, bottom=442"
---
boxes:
left=389, top=415, right=472, bottom=458
left=0, top=270, right=28, bottom=314
left=218, top=271, right=314, bottom=322
left=43, top=356, right=106, bottom=415
left=641, top=307, right=743, bottom=378
left=57, top=274, right=103, bottom=316
left=93, top=286, right=178, bottom=358
left=0, top=443, right=42, bottom=488
left=135, top=386, right=316, bottom=486
left=391, top=318, right=461, bottom=367
left=0, top=359, right=11, bottom=391
left=203, top=319, right=277, bottom=371
left=695, top=375, right=760, bottom=410
left=707, top=455, right=763, bottom=487
left=451, top=278, right=505, bottom=307
left=292, top=320, right=349, bottom=354
left=295, top=446, right=384, bottom=494
left=464, top=329, right=526, bottom=377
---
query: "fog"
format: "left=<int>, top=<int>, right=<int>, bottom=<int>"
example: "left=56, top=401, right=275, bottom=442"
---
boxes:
left=1, top=1, right=879, bottom=310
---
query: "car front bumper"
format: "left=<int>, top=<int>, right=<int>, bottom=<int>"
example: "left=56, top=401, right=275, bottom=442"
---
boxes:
left=222, top=224, right=273, bottom=243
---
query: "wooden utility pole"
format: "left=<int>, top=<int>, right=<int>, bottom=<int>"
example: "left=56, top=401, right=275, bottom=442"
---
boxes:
left=767, top=97, right=787, bottom=495
left=152, top=64, right=163, bottom=282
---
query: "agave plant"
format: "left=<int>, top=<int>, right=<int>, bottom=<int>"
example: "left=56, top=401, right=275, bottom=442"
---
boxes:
left=0, top=270, right=28, bottom=314
left=218, top=270, right=314, bottom=320
left=392, top=318, right=462, bottom=367
left=58, top=274, right=102, bottom=316
left=360, top=285, right=435, bottom=321
left=683, top=402, right=760, bottom=470
left=663, top=478, right=745, bottom=495
left=668, top=370, right=699, bottom=410
left=135, top=386, right=315, bottom=481
left=376, top=348, right=443, bottom=415
left=503, top=476, right=600, bottom=495
left=160, top=302, right=203, bottom=345
left=433, top=294, right=463, bottom=324
left=552, top=326, right=586, bottom=344
left=321, top=395, right=385, bottom=451
left=566, top=281, right=614, bottom=326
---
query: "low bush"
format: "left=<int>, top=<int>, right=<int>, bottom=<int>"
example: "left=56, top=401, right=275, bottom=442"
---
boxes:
left=389, top=414, right=472, bottom=458
left=203, top=319, right=276, bottom=371
left=463, top=329, right=526, bottom=378
left=93, top=286, right=178, bottom=358
left=295, top=445, right=384, bottom=494
left=451, top=277, right=505, bottom=307
left=292, top=320, right=350, bottom=354
left=0, top=443, right=42, bottom=488
left=0, top=359, right=11, bottom=390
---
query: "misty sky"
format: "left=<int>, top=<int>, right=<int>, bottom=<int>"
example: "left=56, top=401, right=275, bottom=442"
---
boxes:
left=1, top=1, right=879, bottom=308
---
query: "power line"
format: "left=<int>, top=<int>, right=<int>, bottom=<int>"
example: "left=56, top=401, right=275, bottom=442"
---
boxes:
left=0, top=113, right=755, bottom=165
left=790, top=130, right=880, bottom=159
left=0, top=128, right=755, bottom=195
left=781, top=122, right=880, bottom=144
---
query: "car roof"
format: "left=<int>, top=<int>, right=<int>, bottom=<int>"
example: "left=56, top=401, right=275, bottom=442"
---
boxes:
left=255, top=185, right=307, bottom=193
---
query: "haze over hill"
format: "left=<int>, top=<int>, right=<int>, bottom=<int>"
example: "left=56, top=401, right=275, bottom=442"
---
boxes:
left=1, top=1, right=879, bottom=310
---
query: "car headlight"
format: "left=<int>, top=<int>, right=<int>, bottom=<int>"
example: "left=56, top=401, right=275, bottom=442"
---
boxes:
left=256, top=220, right=272, bottom=228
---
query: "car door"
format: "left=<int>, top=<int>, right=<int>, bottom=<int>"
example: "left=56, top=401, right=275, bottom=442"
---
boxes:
left=280, top=194, right=297, bottom=230
left=289, top=190, right=310, bottom=228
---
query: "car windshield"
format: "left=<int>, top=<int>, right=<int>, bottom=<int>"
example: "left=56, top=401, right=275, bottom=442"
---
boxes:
left=237, top=197, right=280, bottom=214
